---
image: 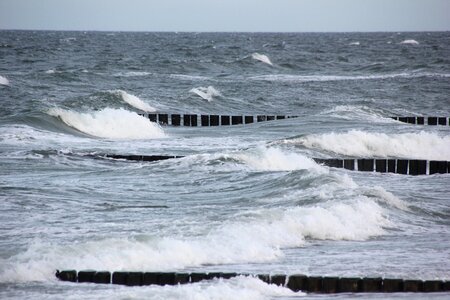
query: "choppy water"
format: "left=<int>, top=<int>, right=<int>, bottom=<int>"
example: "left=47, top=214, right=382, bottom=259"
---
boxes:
left=0, top=31, right=449, bottom=299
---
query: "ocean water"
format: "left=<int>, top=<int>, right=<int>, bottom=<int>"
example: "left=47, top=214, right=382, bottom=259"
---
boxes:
left=0, top=31, right=449, bottom=299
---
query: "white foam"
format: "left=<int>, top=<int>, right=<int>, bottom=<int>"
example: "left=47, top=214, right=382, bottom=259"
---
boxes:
left=249, top=73, right=411, bottom=83
left=251, top=53, right=273, bottom=66
left=170, top=74, right=211, bottom=81
left=114, top=71, right=152, bottom=77
left=234, top=146, right=325, bottom=173
left=190, top=86, right=222, bottom=102
left=0, top=195, right=390, bottom=282
left=0, top=75, right=10, bottom=85
left=150, top=276, right=302, bottom=300
left=349, top=41, right=360, bottom=46
left=45, top=69, right=56, bottom=74
left=320, top=105, right=392, bottom=123
left=288, top=130, right=450, bottom=160
left=401, top=39, right=419, bottom=45
left=48, top=107, right=165, bottom=139
left=113, top=90, right=157, bottom=112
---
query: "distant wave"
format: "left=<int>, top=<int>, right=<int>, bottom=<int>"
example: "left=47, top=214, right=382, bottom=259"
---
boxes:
left=400, top=39, right=419, bottom=45
left=112, top=90, right=156, bottom=112
left=189, top=86, right=222, bottom=102
left=249, top=72, right=450, bottom=83
left=48, top=107, right=165, bottom=139
left=170, top=74, right=211, bottom=81
left=349, top=41, right=360, bottom=46
left=44, top=69, right=56, bottom=74
left=114, top=71, right=152, bottom=77
left=251, top=53, right=273, bottom=66
left=287, top=130, right=450, bottom=160
left=0, top=75, right=10, bottom=86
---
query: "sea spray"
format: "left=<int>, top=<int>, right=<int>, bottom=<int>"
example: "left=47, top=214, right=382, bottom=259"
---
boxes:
left=113, top=90, right=157, bottom=112
left=190, top=86, right=222, bottom=102
left=48, top=107, right=165, bottom=139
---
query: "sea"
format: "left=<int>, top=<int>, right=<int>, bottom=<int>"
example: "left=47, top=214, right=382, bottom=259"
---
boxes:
left=0, top=31, right=449, bottom=299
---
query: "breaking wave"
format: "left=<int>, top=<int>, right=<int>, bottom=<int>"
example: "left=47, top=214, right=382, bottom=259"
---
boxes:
left=233, top=146, right=324, bottom=172
left=0, top=75, right=10, bottom=86
left=190, top=86, right=222, bottom=102
left=400, top=39, right=419, bottom=45
left=251, top=53, right=273, bottom=66
left=287, top=130, right=450, bottom=160
left=47, top=107, right=166, bottom=139
left=0, top=196, right=390, bottom=282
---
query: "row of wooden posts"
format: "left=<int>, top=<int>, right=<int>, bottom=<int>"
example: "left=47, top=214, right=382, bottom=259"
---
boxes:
left=137, top=113, right=450, bottom=126
left=56, top=270, right=449, bottom=294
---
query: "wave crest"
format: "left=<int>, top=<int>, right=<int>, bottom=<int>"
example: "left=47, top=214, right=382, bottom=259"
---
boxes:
left=190, top=86, right=222, bottom=102
left=287, top=130, right=450, bottom=160
left=113, top=90, right=156, bottom=112
left=48, top=107, right=165, bottom=139
left=251, top=53, right=273, bottom=66
left=400, top=39, right=419, bottom=45
left=0, top=198, right=389, bottom=282
left=234, top=147, right=324, bottom=172
left=0, top=75, right=10, bottom=86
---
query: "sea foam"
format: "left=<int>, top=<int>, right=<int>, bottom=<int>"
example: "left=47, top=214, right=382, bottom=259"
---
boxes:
left=190, top=86, right=222, bottom=102
left=288, top=130, right=450, bottom=160
left=113, top=90, right=157, bottom=112
left=0, top=196, right=389, bottom=282
left=0, top=75, right=10, bottom=86
left=251, top=53, right=273, bottom=66
left=48, top=107, right=165, bottom=139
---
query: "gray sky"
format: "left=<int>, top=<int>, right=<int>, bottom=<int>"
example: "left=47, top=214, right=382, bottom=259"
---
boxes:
left=1, top=0, right=449, bottom=32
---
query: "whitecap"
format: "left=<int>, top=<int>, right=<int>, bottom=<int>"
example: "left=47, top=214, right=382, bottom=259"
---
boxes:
left=113, top=90, right=157, bottom=112
left=189, top=86, right=222, bottom=102
left=234, top=146, right=325, bottom=173
left=48, top=107, right=165, bottom=139
left=0, top=75, right=10, bottom=86
left=114, top=71, right=152, bottom=77
left=0, top=196, right=389, bottom=282
left=286, top=130, right=450, bottom=160
left=44, top=69, right=56, bottom=74
left=349, top=41, right=360, bottom=46
left=251, top=53, right=273, bottom=66
left=400, top=39, right=419, bottom=45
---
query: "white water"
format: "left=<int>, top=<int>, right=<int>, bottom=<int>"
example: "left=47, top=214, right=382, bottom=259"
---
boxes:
left=0, top=75, right=10, bottom=85
left=251, top=53, right=273, bottom=66
left=0, top=192, right=390, bottom=283
left=288, top=130, right=450, bottom=160
left=235, top=146, right=325, bottom=173
left=48, top=107, right=166, bottom=139
left=400, top=39, right=419, bottom=45
left=190, top=86, right=222, bottom=102
left=113, top=90, right=157, bottom=112
left=248, top=72, right=448, bottom=82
